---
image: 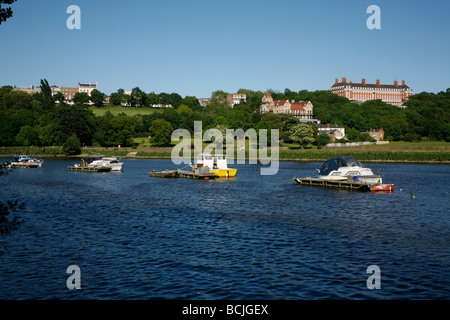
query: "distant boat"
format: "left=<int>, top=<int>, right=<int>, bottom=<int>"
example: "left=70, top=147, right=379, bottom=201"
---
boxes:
left=88, top=157, right=124, bottom=171
left=190, top=153, right=237, bottom=178
left=317, top=156, right=382, bottom=185
left=10, top=155, right=43, bottom=168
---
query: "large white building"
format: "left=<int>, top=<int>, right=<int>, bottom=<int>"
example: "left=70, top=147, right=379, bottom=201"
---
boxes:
left=78, top=82, right=98, bottom=96
left=329, top=77, right=413, bottom=108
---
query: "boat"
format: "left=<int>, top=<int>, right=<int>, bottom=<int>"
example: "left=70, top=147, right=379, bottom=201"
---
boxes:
left=292, top=156, right=395, bottom=192
left=10, top=155, right=43, bottom=168
left=317, top=156, right=383, bottom=185
left=68, top=160, right=112, bottom=172
left=369, top=184, right=395, bottom=192
left=190, top=153, right=237, bottom=178
left=88, top=156, right=124, bottom=171
left=149, top=170, right=178, bottom=178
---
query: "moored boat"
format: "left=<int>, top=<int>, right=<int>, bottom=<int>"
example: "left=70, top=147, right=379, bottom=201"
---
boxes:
left=10, top=155, right=43, bottom=168
left=317, top=156, right=383, bottom=185
left=88, top=156, right=124, bottom=171
left=68, top=160, right=112, bottom=172
left=293, top=156, right=394, bottom=192
left=190, top=153, right=237, bottom=178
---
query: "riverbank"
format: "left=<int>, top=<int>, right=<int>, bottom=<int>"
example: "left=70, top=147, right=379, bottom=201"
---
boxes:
left=1, top=144, right=449, bottom=163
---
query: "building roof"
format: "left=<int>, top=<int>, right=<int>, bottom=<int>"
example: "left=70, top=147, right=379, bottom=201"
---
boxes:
left=290, top=101, right=311, bottom=110
left=331, top=80, right=410, bottom=90
left=264, top=91, right=271, bottom=98
left=317, top=123, right=344, bottom=129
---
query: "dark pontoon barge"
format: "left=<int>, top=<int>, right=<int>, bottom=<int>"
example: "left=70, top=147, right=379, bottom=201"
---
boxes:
left=149, top=168, right=216, bottom=180
left=292, top=177, right=394, bottom=192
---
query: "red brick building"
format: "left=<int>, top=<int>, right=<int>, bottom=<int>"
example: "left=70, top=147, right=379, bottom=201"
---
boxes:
left=330, top=77, right=413, bottom=108
left=260, top=91, right=313, bottom=120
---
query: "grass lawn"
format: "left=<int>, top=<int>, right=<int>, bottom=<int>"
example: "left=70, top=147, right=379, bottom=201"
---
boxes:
left=89, top=105, right=164, bottom=117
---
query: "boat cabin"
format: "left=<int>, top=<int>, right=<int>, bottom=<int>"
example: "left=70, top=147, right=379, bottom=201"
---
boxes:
left=319, top=156, right=363, bottom=176
left=193, top=154, right=228, bottom=170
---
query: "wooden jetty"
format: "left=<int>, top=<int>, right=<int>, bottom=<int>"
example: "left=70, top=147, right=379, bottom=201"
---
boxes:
left=292, top=177, right=371, bottom=191
left=68, top=165, right=112, bottom=172
left=148, top=170, right=178, bottom=178
left=10, top=163, right=42, bottom=169
left=149, top=168, right=216, bottom=180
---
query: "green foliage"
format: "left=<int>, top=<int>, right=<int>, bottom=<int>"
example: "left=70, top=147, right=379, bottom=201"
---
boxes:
left=315, top=132, right=331, bottom=148
left=15, top=126, right=39, bottom=146
left=0, top=0, right=18, bottom=25
left=73, top=92, right=90, bottom=105
left=90, top=89, right=105, bottom=107
left=62, top=133, right=81, bottom=155
left=0, top=83, right=448, bottom=150
left=289, top=123, right=315, bottom=148
left=52, top=104, right=96, bottom=145
left=39, top=79, right=55, bottom=111
left=149, top=119, right=173, bottom=147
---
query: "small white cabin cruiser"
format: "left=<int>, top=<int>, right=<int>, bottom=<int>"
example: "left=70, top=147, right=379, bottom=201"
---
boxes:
left=86, top=156, right=124, bottom=171
left=317, top=156, right=382, bottom=184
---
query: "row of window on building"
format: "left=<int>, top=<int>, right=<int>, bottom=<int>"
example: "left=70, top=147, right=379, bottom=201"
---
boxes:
left=13, top=83, right=98, bottom=104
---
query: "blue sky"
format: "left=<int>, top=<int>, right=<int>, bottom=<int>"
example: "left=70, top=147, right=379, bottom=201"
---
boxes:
left=1, top=0, right=449, bottom=97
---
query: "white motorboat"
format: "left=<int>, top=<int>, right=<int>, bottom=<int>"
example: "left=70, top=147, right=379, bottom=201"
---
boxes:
left=10, top=155, right=43, bottom=168
left=87, top=157, right=124, bottom=171
left=317, top=156, right=382, bottom=184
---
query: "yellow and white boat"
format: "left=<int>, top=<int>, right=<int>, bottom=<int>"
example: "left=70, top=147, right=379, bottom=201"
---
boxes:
left=191, top=154, right=237, bottom=178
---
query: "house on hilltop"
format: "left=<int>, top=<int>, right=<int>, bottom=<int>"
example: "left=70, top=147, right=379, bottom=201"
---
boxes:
left=260, top=91, right=313, bottom=120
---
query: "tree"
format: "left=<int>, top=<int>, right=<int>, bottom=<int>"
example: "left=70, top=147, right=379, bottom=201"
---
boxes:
left=62, top=133, right=81, bottom=155
left=53, top=92, right=65, bottom=105
left=38, top=124, right=56, bottom=146
left=2, top=90, right=32, bottom=110
left=52, top=104, right=96, bottom=145
left=289, top=123, right=315, bottom=148
left=315, top=132, right=331, bottom=148
left=146, top=92, right=159, bottom=106
left=109, top=92, right=122, bottom=106
left=149, top=119, right=173, bottom=147
left=131, top=87, right=146, bottom=107
left=73, top=92, right=90, bottom=105
left=0, top=0, right=18, bottom=25
left=90, top=89, right=105, bottom=107
left=39, top=79, right=55, bottom=111
left=15, top=126, right=39, bottom=146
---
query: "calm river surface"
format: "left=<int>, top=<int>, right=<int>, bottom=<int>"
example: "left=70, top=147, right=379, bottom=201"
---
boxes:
left=0, top=158, right=449, bottom=299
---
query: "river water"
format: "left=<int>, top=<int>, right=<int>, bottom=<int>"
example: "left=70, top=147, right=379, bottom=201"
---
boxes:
left=0, top=158, right=449, bottom=300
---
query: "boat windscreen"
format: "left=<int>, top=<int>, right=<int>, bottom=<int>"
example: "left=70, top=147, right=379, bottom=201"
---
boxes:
left=319, top=156, right=361, bottom=175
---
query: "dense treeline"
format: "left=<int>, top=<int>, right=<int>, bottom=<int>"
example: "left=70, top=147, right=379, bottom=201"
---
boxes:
left=0, top=80, right=449, bottom=154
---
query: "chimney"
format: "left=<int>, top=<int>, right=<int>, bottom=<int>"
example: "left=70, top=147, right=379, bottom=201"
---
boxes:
left=402, top=80, right=405, bottom=86
left=342, top=77, right=347, bottom=83
left=362, top=78, right=366, bottom=85
left=335, top=78, right=338, bottom=84
left=394, top=80, right=398, bottom=87
left=376, top=79, right=380, bottom=86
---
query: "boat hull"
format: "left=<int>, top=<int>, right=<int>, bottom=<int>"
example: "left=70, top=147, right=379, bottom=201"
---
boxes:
left=369, top=184, right=395, bottom=191
left=210, top=168, right=237, bottom=178
left=10, top=162, right=42, bottom=168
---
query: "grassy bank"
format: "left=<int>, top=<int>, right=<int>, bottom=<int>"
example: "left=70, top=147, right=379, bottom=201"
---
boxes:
left=1, top=145, right=449, bottom=163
